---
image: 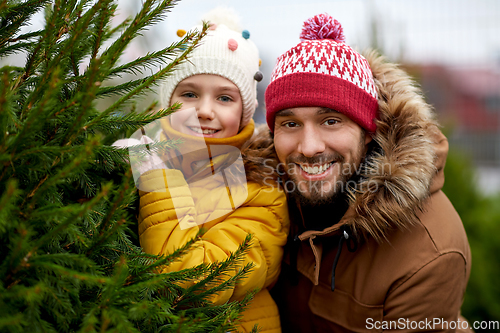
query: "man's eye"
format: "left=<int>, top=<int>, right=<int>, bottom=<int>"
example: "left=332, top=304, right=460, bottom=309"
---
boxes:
left=323, top=119, right=338, bottom=126
left=218, top=95, right=233, bottom=102
left=283, top=121, right=299, bottom=128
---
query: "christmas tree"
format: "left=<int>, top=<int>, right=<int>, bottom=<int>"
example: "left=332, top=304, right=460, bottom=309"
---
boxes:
left=0, top=0, right=255, bottom=332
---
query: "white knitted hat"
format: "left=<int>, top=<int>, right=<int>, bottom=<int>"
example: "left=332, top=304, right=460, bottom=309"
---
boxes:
left=160, top=7, right=262, bottom=129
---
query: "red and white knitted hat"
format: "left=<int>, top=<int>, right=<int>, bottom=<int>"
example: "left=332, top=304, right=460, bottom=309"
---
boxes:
left=265, top=14, right=378, bottom=132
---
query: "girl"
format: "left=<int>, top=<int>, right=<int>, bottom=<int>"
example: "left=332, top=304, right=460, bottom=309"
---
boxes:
left=136, top=8, right=289, bottom=333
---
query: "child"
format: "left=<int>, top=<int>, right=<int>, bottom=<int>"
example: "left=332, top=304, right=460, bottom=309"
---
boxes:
left=136, top=8, right=289, bottom=333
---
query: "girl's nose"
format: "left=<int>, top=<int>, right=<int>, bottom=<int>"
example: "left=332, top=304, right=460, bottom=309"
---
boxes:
left=196, top=98, right=214, bottom=120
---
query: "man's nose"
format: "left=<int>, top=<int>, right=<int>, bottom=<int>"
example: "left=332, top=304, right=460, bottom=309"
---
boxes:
left=196, top=98, right=214, bottom=120
left=297, top=125, right=326, bottom=157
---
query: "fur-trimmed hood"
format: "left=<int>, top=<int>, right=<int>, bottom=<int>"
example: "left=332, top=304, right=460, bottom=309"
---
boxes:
left=242, top=50, right=447, bottom=243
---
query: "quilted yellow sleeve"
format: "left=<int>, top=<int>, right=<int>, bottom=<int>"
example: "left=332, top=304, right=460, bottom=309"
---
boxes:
left=138, top=169, right=199, bottom=255
left=138, top=169, right=289, bottom=305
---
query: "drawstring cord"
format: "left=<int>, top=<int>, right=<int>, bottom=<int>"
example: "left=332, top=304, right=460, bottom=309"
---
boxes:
left=290, top=234, right=301, bottom=285
left=289, top=196, right=307, bottom=285
left=331, top=226, right=357, bottom=291
left=331, top=231, right=347, bottom=292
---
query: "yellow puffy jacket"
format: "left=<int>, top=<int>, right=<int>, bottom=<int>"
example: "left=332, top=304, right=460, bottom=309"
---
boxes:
left=138, top=120, right=289, bottom=332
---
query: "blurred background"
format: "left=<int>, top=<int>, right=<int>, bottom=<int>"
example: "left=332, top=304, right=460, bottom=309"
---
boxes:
left=5, top=0, right=499, bottom=330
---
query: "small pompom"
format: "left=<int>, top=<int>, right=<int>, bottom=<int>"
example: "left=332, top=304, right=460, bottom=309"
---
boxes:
left=228, top=39, right=238, bottom=51
left=254, top=71, right=263, bottom=82
left=177, top=29, right=186, bottom=37
left=242, top=30, right=250, bottom=39
left=299, top=13, right=345, bottom=42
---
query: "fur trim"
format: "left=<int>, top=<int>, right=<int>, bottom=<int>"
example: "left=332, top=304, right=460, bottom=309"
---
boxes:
left=347, top=50, right=440, bottom=242
left=241, top=124, right=280, bottom=186
left=245, top=51, right=443, bottom=243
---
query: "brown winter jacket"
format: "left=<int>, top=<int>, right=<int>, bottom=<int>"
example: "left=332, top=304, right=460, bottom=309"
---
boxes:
left=250, top=51, right=472, bottom=332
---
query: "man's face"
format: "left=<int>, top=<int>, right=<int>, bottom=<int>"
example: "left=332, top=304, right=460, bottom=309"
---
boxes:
left=274, top=107, right=372, bottom=205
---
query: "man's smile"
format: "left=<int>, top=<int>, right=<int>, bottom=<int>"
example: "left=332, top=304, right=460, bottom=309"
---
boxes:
left=298, top=162, right=334, bottom=175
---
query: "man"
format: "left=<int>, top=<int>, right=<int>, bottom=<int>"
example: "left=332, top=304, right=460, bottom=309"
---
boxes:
left=260, top=14, right=471, bottom=332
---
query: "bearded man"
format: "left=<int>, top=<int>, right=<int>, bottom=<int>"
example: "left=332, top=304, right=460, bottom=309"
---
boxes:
left=251, top=14, right=472, bottom=332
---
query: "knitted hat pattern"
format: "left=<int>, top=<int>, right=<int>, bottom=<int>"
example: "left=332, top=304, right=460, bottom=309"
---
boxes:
left=265, top=14, right=379, bottom=132
left=161, top=7, right=262, bottom=129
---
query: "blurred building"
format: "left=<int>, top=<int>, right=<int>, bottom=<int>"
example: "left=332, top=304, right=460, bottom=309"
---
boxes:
left=407, top=64, right=500, bottom=193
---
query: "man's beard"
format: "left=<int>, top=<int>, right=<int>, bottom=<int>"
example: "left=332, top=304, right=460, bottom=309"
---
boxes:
left=284, top=156, right=359, bottom=207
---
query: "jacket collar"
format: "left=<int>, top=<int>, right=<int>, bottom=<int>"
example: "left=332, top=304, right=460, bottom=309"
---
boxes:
left=159, top=118, right=254, bottom=179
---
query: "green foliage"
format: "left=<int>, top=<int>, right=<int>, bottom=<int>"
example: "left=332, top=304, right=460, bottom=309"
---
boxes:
left=442, top=147, right=500, bottom=330
left=0, top=0, right=255, bottom=332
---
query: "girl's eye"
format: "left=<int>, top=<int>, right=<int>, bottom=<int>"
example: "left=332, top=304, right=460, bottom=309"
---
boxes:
left=218, top=95, right=233, bottom=102
left=323, top=119, right=338, bottom=126
left=181, top=92, right=196, bottom=98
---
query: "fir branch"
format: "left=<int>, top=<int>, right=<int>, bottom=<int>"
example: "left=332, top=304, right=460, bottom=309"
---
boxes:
left=28, top=261, right=108, bottom=285
left=107, top=27, right=207, bottom=110
left=125, top=232, right=204, bottom=283
left=89, top=104, right=177, bottom=135
left=74, top=169, right=99, bottom=198
left=96, top=75, right=153, bottom=98
left=8, top=29, right=43, bottom=42
left=12, top=65, right=64, bottom=155
left=89, top=1, right=116, bottom=60
left=11, top=144, right=77, bottom=162
left=27, top=137, right=100, bottom=207
left=0, top=179, right=21, bottom=235
left=100, top=0, right=178, bottom=70
left=174, top=235, right=255, bottom=308
left=82, top=256, right=129, bottom=331
left=1, top=223, right=32, bottom=288
left=0, top=0, right=49, bottom=51
left=85, top=170, right=133, bottom=256
left=182, top=291, right=256, bottom=332
left=1, top=1, right=256, bottom=331
left=0, top=30, right=43, bottom=57
left=0, top=313, right=24, bottom=331
left=0, top=41, right=29, bottom=57
left=13, top=0, right=66, bottom=93
left=58, top=58, right=102, bottom=146
left=106, top=39, right=184, bottom=78
left=83, top=27, right=207, bottom=136
left=17, top=0, right=107, bottom=107
left=0, top=68, right=18, bottom=152
left=177, top=260, right=255, bottom=309
left=31, top=182, right=113, bottom=253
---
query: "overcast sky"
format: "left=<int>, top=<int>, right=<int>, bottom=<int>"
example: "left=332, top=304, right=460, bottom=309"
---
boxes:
left=9, top=0, right=500, bottom=120
left=15, top=0, right=500, bottom=70
left=115, top=0, right=498, bottom=121
left=131, top=0, right=500, bottom=69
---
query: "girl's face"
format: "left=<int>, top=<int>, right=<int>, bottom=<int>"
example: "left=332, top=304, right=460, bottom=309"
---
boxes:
left=169, top=74, right=243, bottom=139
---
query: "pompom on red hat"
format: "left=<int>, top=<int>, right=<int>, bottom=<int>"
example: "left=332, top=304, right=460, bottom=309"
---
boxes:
left=265, top=14, right=378, bottom=132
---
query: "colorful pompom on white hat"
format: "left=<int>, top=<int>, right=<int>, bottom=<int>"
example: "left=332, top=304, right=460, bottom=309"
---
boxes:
left=161, top=7, right=261, bottom=129
left=265, top=13, right=379, bottom=132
